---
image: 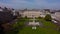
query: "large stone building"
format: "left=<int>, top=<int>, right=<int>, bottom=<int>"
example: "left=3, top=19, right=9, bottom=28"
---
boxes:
left=54, top=11, right=60, bottom=21
left=19, top=10, right=50, bottom=18
left=22, top=11, right=41, bottom=18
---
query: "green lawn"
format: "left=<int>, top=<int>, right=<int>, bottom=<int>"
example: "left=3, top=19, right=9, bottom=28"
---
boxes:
left=13, top=17, right=60, bottom=34
left=37, top=18, right=58, bottom=29
left=18, top=26, right=60, bottom=34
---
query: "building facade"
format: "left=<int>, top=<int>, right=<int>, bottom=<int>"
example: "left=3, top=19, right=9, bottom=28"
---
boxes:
left=20, top=10, right=48, bottom=18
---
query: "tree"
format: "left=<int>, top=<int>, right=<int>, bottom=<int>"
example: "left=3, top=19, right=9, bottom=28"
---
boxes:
left=44, top=14, right=52, bottom=21
left=38, top=16, right=42, bottom=19
left=0, top=24, right=4, bottom=34
left=3, top=7, right=8, bottom=12
left=44, top=9, right=50, bottom=12
left=25, top=16, right=27, bottom=18
left=24, top=8, right=27, bottom=11
left=0, top=7, right=18, bottom=34
left=0, top=7, right=2, bottom=9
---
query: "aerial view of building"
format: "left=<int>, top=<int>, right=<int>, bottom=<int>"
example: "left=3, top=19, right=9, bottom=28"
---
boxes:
left=0, top=0, right=60, bottom=34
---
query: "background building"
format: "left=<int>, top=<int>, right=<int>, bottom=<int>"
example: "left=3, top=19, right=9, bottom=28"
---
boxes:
left=19, top=10, right=50, bottom=18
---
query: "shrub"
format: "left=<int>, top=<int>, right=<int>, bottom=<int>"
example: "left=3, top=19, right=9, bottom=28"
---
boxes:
left=38, top=16, right=42, bottom=19
left=25, top=16, right=27, bottom=18
left=44, top=14, right=52, bottom=21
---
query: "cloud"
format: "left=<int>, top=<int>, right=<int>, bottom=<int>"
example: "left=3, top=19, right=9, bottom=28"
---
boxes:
left=0, top=0, right=60, bottom=9
left=33, top=0, right=60, bottom=9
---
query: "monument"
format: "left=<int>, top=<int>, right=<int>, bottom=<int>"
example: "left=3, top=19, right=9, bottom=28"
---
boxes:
left=28, top=15, right=40, bottom=29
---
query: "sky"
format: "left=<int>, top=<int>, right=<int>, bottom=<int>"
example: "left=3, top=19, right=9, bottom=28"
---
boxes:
left=0, top=0, right=60, bottom=9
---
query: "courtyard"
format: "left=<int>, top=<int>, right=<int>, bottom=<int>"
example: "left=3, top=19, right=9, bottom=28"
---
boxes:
left=12, top=17, right=60, bottom=34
